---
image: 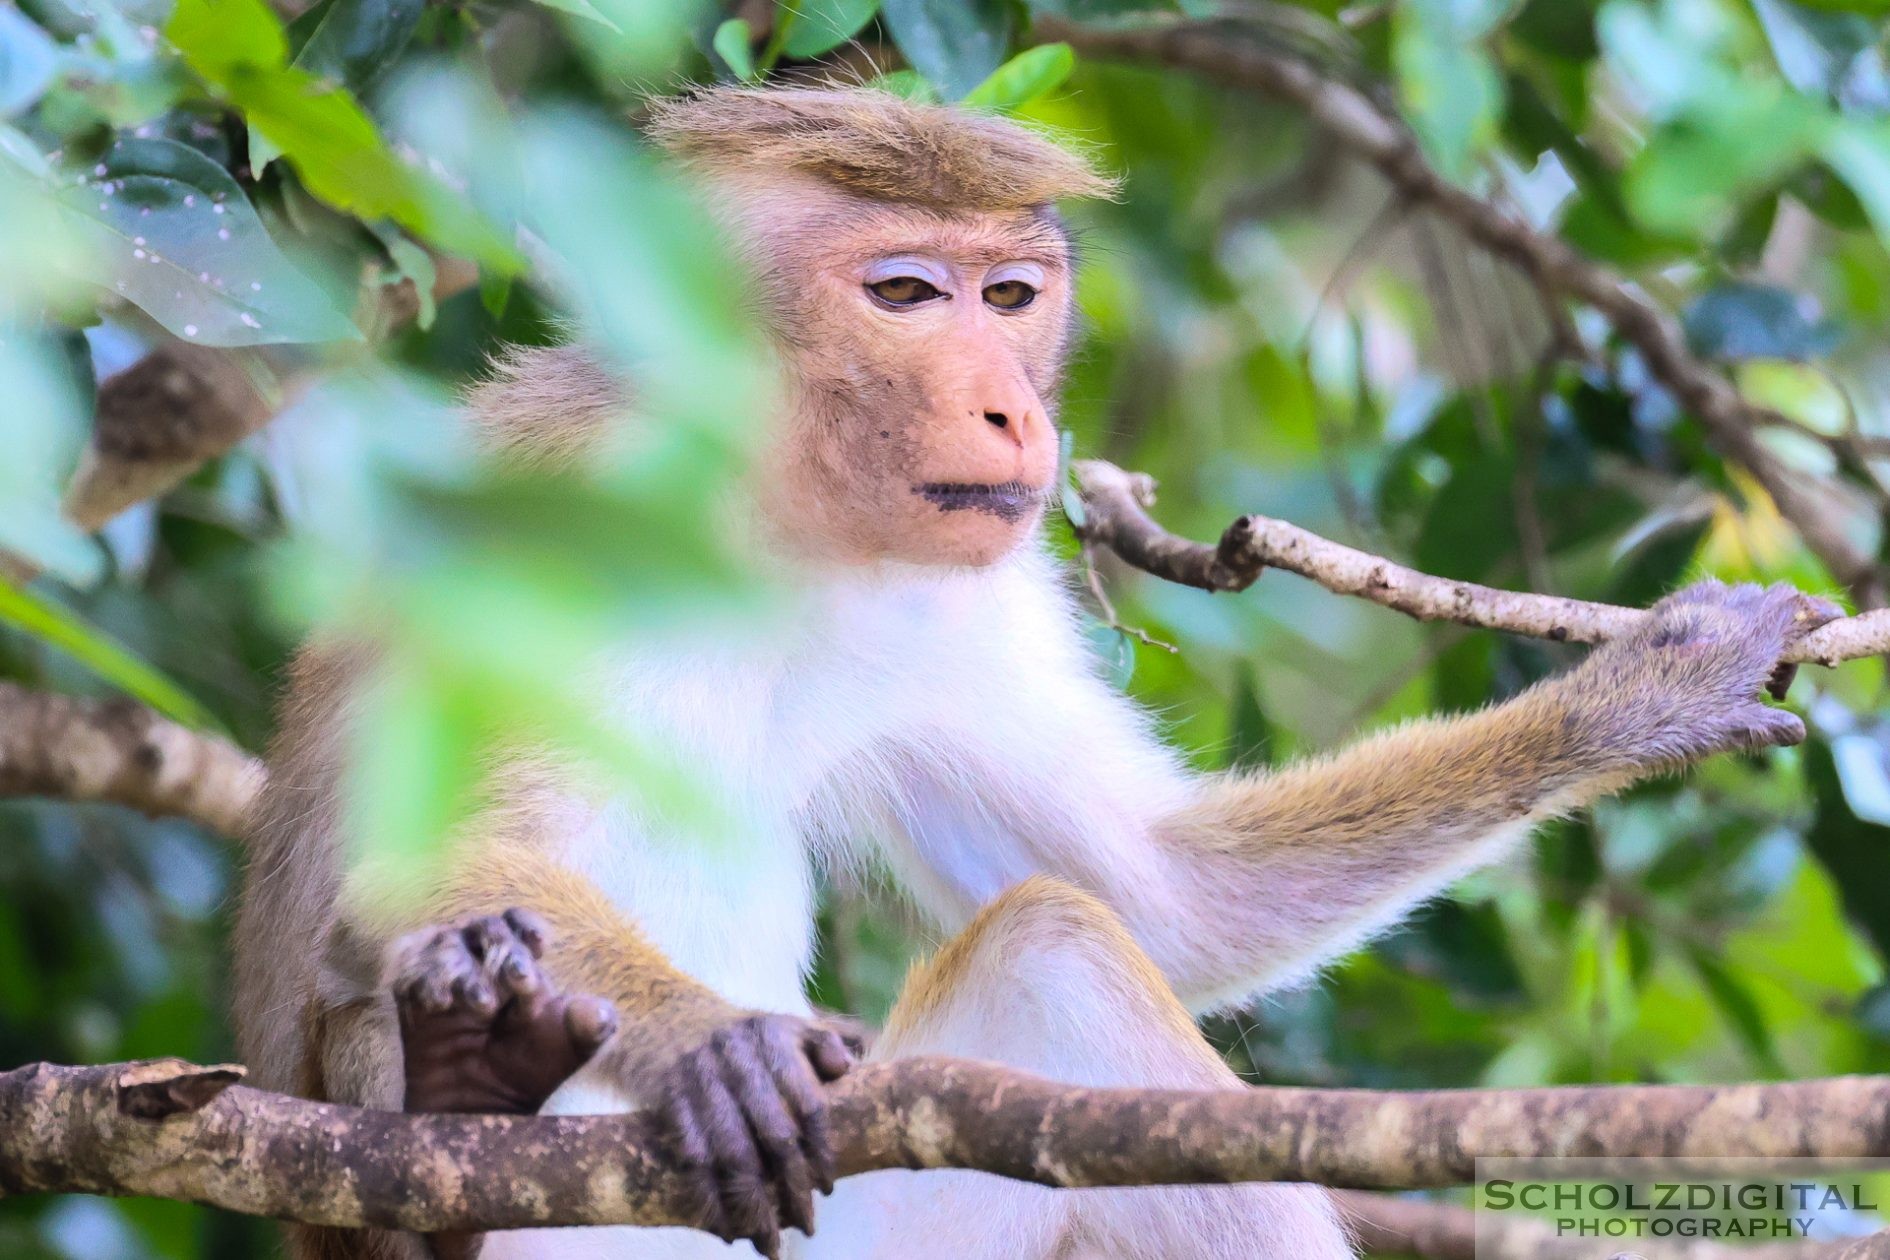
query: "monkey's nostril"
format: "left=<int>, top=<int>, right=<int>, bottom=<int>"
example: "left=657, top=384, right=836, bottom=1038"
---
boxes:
left=983, top=411, right=1010, bottom=429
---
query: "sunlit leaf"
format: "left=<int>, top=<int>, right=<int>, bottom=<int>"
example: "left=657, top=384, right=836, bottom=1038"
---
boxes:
left=251, top=0, right=426, bottom=170
left=712, top=18, right=757, bottom=81
left=56, top=137, right=360, bottom=346
left=0, top=580, right=220, bottom=730
left=166, top=0, right=520, bottom=272
left=964, top=43, right=1075, bottom=112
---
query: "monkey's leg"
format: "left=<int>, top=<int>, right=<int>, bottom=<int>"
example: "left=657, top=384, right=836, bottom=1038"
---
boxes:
left=808, top=876, right=1355, bottom=1260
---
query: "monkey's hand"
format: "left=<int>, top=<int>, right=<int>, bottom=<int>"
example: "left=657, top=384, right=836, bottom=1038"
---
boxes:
left=1567, top=579, right=1842, bottom=769
left=393, top=908, right=619, bottom=1116
left=651, top=1010, right=856, bottom=1260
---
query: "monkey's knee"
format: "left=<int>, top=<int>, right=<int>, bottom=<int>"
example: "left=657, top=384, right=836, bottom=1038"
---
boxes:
left=880, top=876, right=1228, bottom=1087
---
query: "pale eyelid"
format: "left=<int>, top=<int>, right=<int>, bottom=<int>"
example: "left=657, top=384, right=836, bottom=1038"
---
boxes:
left=985, top=262, right=1047, bottom=289
left=863, top=256, right=952, bottom=290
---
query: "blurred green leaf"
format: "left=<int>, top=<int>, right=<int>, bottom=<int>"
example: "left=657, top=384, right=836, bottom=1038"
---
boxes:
left=1805, top=740, right=1890, bottom=960
left=0, top=581, right=220, bottom=730
left=712, top=18, right=757, bottom=80
left=964, top=42, right=1075, bottom=111
left=527, top=0, right=625, bottom=31
left=880, top=0, right=1011, bottom=100
left=0, top=5, right=57, bottom=118
left=1688, top=943, right=1787, bottom=1075
left=1751, top=0, right=1881, bottom=99
left=57, top=137, right=360, bottom=346
left=1683, top=281, right=1841, bottom=362
left=1394, top=0, right=1507, bottom=178
left=868, top=68, right=939, bottom=102
left=781, top=0, right=880, bottom=59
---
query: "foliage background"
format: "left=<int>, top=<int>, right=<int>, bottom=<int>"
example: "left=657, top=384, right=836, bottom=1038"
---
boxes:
left=4, top=0, right=1890, bottom=1254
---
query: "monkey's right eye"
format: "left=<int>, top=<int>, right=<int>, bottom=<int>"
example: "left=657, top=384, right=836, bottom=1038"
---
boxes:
left=866, top=276, right=945, bottom=307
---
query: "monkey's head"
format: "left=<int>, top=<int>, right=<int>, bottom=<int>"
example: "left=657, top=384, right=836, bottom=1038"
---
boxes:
left=649, top=88, right=1114, bottom=569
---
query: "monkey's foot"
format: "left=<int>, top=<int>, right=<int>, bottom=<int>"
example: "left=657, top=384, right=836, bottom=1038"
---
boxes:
left=393, top=907, right=618, bottom=1116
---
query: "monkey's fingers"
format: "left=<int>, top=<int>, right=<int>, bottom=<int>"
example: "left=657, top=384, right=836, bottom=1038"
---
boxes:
left=683, top=1052, right=781, bottom=1260
left=776, top=1025, right=849, bottom=1197
left=1739, top=704, right=1807, bottom=749
left=563, top=995, right=618, bottom=1057
left=718, top=1029, right=819, bottom=1237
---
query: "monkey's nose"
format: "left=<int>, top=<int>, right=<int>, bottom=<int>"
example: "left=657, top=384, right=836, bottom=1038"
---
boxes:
left=984, top=410, right=1011, bottom=430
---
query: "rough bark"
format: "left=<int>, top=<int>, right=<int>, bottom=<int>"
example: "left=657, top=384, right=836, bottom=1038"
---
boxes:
left=1071, top=459, right=1890, bottom=666
left=0, top=682, right=263, bottom=835
left=1040, top=14, right=1885, bottom=607
left=7, top=1057, right=1890, bottom=1234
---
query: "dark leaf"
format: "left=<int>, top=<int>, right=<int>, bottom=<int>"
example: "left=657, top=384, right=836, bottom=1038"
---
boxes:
left=879, top=0, right=1012, bottom=100
left=56, top=137, right=360, bottom=346
left=781, top=0, right=880, bottom=60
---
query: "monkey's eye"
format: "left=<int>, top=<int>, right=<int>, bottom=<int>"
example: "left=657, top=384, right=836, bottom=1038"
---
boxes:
left=867, top=276, right=946, bottom=307
left=982, top=279, right=1038, bottom=311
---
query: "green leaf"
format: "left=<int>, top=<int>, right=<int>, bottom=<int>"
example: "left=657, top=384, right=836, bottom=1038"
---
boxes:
left=57, top=137, right=361, bottom=346
left=166, top=0, right=520, bottom=272
left=781, top=0, right=879, bottom=59
left=1688, top=943, right=1786, bottom=1075
left=1683, top=281, right=1840, bottom=362
left=1823, top=119, right=1890, bottom=254
left=1751, top=0, right=1879, bottom=99
left=1024, top=0, right=1179, bottom=14
left=0, top=580, right=220, bottom=730
left=1624, top=95, right=1829, bottom=237
left=867, top=68, right=939, bottom=103
left=964, top=42, right=1075, bottom=111
left=712, top=18, right=757, bottom=81
left=1805, top=739, right=1890, bottom=960
left=289, top=0, right=424, bottom=92
left=253, top=0, right=426, bottom=171
left=0, top=5, right=58, bottom=118
left=879, top=0, right=1012, bottom=100
left=526, top=0, right=624, bottom=31
left=1393, top=5, right=1504, bottom=179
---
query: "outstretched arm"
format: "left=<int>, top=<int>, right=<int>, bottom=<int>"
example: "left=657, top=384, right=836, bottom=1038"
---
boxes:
left=1135, top=581, right=1837, bottom=1003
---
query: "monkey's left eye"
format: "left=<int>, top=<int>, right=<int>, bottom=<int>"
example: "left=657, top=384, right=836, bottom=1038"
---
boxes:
left=983, top=280, right=1038, bottom=311
left=867, top=276, right=945, bottom=307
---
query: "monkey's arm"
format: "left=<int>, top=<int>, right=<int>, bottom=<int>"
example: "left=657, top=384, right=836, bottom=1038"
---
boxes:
left=367, top=841, right=852, bottom=1260
left=1135, top=582, right=1835, bottom=1002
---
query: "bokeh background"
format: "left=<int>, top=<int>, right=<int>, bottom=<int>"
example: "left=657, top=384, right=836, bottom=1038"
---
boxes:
left=4, top=0, right=1890, bottom=1254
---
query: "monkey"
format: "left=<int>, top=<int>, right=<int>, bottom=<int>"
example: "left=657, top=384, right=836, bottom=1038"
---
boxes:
left=231, top=85, right=1843, bottom=1260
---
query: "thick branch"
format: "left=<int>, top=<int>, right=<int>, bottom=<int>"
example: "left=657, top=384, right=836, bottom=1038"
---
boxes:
left=0, top=683, right=263, bottom=835
left=7, top=1057, right=1890, bottom=1233
left=1040, top=15, right=1884, bottom=605
left=1071, top=460, right=1890, bottom=666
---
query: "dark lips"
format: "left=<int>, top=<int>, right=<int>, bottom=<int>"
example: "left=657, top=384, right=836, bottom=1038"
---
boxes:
left=916, top=481, right=1046, bottom=522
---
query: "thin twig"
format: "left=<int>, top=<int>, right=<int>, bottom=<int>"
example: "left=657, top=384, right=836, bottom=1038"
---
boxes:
left=1070, top=459, right=1890, bottom=666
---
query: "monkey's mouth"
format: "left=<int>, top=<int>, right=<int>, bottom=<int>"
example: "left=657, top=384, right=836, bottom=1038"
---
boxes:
left=916, top=481, right=1046, bottom=522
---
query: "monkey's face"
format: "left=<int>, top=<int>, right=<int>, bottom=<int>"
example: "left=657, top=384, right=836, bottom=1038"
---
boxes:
left=724, top=176, right=1071, bottom=569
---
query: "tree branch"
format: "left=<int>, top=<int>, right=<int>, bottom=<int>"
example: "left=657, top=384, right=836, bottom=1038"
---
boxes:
left=1039, top=14, right=1885, bottom=606
left=1071, top=460, right=1890, bottom=666
left=0, top=682, right=263, bottom=835
left=8, top=1057, right=1890, bottom=1234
